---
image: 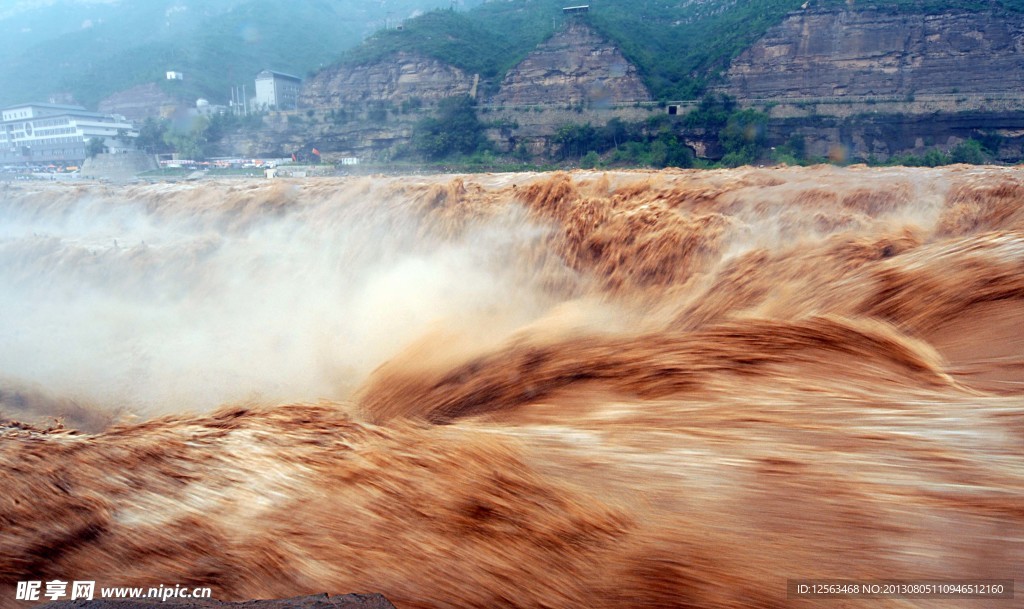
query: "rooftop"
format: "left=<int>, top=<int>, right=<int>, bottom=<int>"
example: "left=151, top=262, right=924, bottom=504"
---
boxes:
left=3, top=102, right=88, bottom=112
left=1, top=103, right=127, bottom=122
left=256, top=70, right=302, bottom=81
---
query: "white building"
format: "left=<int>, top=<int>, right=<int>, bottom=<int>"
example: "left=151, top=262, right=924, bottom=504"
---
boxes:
left=0, top=103, right=137, bottom=163
left=253, top=70, right=301, bottom=111
left=166, top=71, right=184, bottom=80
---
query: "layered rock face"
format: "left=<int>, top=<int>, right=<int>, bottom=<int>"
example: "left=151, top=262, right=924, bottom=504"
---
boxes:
left=727, top=8, right=1024, bottom=98
left=300, top=53, right=475, bottom=108
left=769, top=111, right=1024, bottom=162
left=490, top=20, right=652, bottom=106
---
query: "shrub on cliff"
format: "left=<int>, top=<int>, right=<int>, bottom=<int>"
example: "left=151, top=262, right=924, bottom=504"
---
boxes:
left=950, top=139, right=989, bottom=164
left=411, top=95, right=488, bottom=160
left=718, top=108, right=769, bottom=163
left=580, top=150, right=601, bottom=169
left=86, top=138, right=108, bottom=159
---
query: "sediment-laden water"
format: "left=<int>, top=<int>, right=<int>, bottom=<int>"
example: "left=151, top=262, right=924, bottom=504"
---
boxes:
left=1, top=166, right=1022, bottom=608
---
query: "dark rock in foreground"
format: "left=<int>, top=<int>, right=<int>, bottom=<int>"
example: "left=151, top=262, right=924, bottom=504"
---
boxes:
left=38, top=594, right=396, bottom=609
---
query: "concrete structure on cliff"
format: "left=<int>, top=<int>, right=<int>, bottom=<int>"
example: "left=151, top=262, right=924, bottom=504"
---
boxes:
left=0, top=103, right=136, bottom=164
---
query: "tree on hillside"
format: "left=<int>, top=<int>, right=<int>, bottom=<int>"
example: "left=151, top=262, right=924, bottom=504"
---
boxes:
left=718, top=108, right=768, bottom=166
left=553, top=122, right=600, bottom=160
left=950, top=139, right=989, bottom=164
left=684, top=93, right=737, bottom=130
left=136, top=118, right=165, bottom=153
left=162, top=116, right=210, bottom=161
left=411, top=95, right=487, bottom=160
left=86, top=137, right=107, bottom=158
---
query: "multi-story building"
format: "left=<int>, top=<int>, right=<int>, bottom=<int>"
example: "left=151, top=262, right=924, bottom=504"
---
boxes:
left=253, top=70, right=301, bottom=111
left=0, top=103, right=137, bottom=164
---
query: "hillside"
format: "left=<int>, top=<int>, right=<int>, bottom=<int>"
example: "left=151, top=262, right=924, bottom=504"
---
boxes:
left=0, top=0, right=484, bottom=108
left=8, top=0, right=1023, bottom=109
left=270, top=0, right=1024, bottom=168
left=329, top=0, right=1024, bottom=101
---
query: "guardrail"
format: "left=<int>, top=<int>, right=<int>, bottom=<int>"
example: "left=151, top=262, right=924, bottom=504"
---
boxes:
left=738, top=93, right=1024, bottom=105
left=294, top=92, right=1024, bottom=116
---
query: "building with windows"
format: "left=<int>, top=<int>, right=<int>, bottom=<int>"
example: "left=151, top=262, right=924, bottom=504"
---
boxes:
left=0, top=103, right=137, bottom=163
left=253, top=70, right=301, bottom=111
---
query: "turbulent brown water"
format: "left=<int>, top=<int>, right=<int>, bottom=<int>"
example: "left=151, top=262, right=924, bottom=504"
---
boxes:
left=1, top=166, right=1022, bottom=608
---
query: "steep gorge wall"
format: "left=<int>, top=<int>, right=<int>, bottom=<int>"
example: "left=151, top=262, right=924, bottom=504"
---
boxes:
left=490, top=20, right=652, bottom=107
left=726, top=7, right=1024, bottom=99
left=220, top=110, right=420, bottom=161
left=768, top=110, right=1024, bottom=162
left=276, top=21, right=655, bottom=159
left=232, top=7, right=1024, bottom=163
left=300, top=53, right=475, bottom=108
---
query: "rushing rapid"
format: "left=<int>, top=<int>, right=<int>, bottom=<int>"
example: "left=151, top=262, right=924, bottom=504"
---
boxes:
left=1, top=166, right=1022, bottom=608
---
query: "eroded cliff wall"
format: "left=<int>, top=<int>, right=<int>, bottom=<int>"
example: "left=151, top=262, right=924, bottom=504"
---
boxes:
left=491, top=20, right=652, bottom=107
left=727, top=7, right=1024, bottom=98
left=300, top=53, right=475, bottom=108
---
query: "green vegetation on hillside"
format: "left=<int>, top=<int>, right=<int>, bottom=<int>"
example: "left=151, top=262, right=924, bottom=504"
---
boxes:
left=394, top=89, right=1004, bottom=170
left=400, top=92, right=750, bottom=168
left=340, top=8, right=557, bottom=83
left=882, top=138, right=995, bottom=166
left=551, top=121, right=696, bottom=169
left=589, top=0, right=807, bottom=99
left=337, top=0, right=806, bottom=99
left=410, top=95, right=488, bottom=159
left=541, top=95, right=768, bottom=169
left=133, top=112, right=266, bottom=159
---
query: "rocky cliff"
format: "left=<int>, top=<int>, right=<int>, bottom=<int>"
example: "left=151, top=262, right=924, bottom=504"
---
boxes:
left=491, top=20, right=651, bottom=107
left=226, top=5, right=1024, bottom=164
left=769, top=110, right=1024, bottom=163
left=219, top=107, right=422, bottom=162
left=727, top=7, right=1024, bottom=98
left=300, top=53, right=475, bottom=108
